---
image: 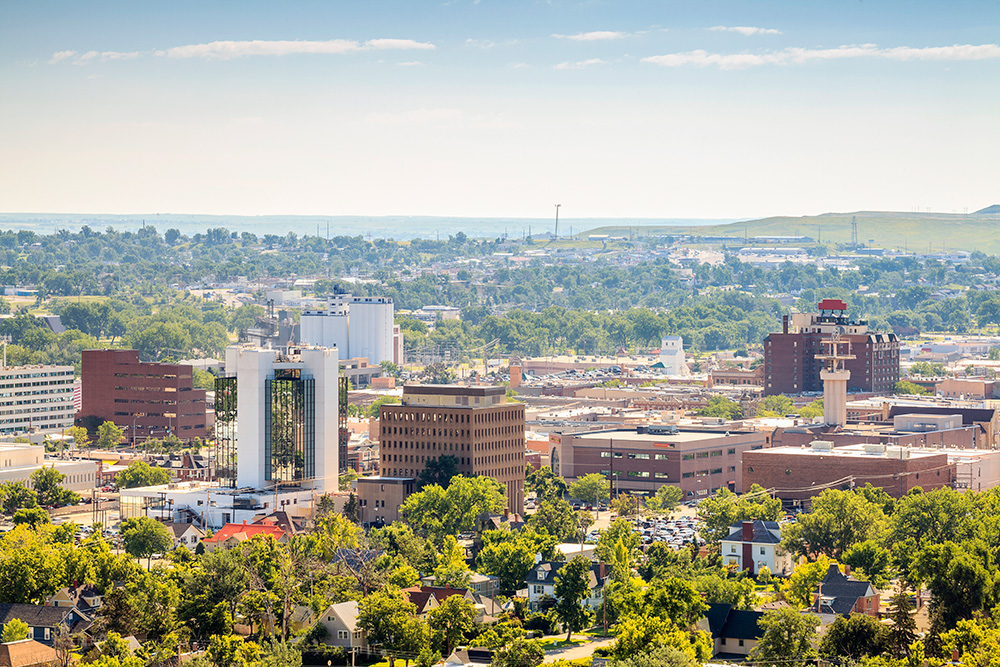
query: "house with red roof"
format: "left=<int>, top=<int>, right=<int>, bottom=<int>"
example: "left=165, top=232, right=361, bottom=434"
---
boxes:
left=201, top=519, right=290, bottom=552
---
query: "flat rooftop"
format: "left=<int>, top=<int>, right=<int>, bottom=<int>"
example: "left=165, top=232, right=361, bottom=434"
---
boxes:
left=403, top=384, right=505, bottom=397
left=573, top=429, right=748, bottom=444
left=753, top=445, right=944, bottom=460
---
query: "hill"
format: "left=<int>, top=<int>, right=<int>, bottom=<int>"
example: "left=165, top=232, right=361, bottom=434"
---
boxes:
left=581, top=211, right=1000, bottom=254
left=975, top=204, right=1000, bottom=215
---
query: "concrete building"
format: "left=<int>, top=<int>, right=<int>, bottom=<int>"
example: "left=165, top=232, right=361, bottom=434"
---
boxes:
left=742, top=440, right=954, bottom=504
left=356, top=476, right=416, bottom=525
left=0, top=442, right=97, bottom=492
left=379, top=385, right=525, bottom=513
left=658, top=336, right=686, bottom=376
left=552, top=425, right=768, bottom=499
left=763, top=299, right=899, bottom=396
left=300, top=293, right=394, bottom=366
left=216, top=345, right=340, bottom=493
left=80, top=350, right=208, bottom=442
left=0, top=364, right=75, bottom=435
left=936, top=378, right=1000, bottom=400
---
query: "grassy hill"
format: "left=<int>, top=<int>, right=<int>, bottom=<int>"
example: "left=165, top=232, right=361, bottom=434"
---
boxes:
left=581, top=210, right=1000, bottom=254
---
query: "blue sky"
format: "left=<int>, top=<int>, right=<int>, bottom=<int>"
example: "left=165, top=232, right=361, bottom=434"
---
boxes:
left=1, top=1, right=998, bottom=219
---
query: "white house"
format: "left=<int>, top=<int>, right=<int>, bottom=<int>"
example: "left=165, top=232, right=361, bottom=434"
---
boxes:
left=522, top=559, right=606, bottom=612
left=719, top=520, right=791, bottom=576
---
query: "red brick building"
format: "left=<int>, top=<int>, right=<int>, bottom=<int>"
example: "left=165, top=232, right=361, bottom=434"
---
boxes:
left=80, top=350, right=208, bottom=443
left=763, top=300, right=899, bottom=396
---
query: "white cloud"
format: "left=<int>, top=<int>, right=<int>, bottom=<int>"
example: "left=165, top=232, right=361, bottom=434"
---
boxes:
left=397, top=61, right=426, bottom=67
left=642, top=43, right=1000, bottom=69
left=554, top=58, right=606, bottom=70
left=51, top=38, right=435, bottom=64
left=710, top=26, right=782, bottom=36
left=552, top=31, right=627, bottom=41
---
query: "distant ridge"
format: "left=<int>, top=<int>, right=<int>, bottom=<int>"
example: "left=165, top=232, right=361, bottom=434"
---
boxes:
left=974, top=204, right=1000, bottom=215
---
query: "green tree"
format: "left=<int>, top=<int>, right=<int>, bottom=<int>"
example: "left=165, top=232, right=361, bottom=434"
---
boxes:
left=568, top=473, right=610, bottom=506
left=400, top=476, right=506, bottom=544
left=476, top=529, right=559, bottom=594
left=120, top=516, right=173, bottom=568
left=96, top=421, right=126, bottom=450
left=782, top=557, right=836, bottom=609
left=12, top=506, right=50, bottom=529
left=819, top=613, right=891, bottom=661
left=30, top=466, right=79, bottom=507
left=205, top=634, right=262, bottom=667
left=596, top=519, right=642, bottom=568
left=749, top=608, right=819, bottom=667
left=0, top=617, right=28, bottom=642
left=697, top=395, right=742, bottom=420
left=756, top=395, right=794, bottom=417
left=67, top=425, right=90, bottom=451
left=368, top=395, right=402, bottom=418
left=609, top=645, right=696, bottom=667
left=525, top=466, right=567, bottom=503
left=841, top=539, right=894, bottom=589
left=553, top=556, right=593, bottom=641
left=528, top=498, right=577, bottom=541
left=490, top=637, right=544, bottom=667
left=894, top=380, right=929, bottom=395
left=781, top=488, right=887, bottom=560
left=0, top=482, right=38, bottom=513
left=419, top=456, right=460, bottom=488
left=887, top=592, right=918, bottom=658
left=358, top=589, right=421, bottom=667
left=428, top=594, right=478, bottom=656
left=433, top=536, right=472, bottom=588
left=912, top=540, right=994, bottom=631
left=115, top=461, right=171, bottom=489
left=645, top=485, right=683, bottom=514
left=697, top=484, right=782, bottom=545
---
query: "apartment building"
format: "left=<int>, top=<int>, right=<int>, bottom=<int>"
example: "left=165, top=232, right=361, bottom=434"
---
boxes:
left=0, top=365, right=75, bottom=435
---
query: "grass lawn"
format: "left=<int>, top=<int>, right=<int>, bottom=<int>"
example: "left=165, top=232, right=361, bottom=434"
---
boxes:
left=537, top=638, right=588, bottom=652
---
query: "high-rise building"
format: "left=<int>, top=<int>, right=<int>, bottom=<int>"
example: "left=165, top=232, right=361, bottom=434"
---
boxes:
left=300, top=292, right=394, bottom=366
left=379, top=385, right=525, bottom=513
left=763, top=299, right=899, bottom=396
left=0, top=364, right=75, bottom=435
left=216, top=345, right=340, bottom=493
left=80, top=350, right=208, bottom=441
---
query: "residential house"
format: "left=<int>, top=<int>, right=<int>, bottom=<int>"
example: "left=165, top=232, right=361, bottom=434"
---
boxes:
left=719, top=520, right=791, bottom=576
left=443, top=648, right=493, bottom=667
left=522, top=560, right=606, bottom=612
left=700, top=603, right=765, bottom=660
left=0, top=604, right=90, bottom=646
left=165, top=523, right=205, bottom=550
left=200, top=520, right=289, bottom=552
left=0, top=639, right=58, bottom=667
left=420, top=573, right=500, bottom=600
left=314, top=601, right=367, bottom=650
left=45, top=585, right=103, bottom=616
left=813, top=564, right=880, bottom=620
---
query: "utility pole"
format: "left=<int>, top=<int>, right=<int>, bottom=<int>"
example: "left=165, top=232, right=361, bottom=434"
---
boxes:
left=554, top=204, right=561, bottom=240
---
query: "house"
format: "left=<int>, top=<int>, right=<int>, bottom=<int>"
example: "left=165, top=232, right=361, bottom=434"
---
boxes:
left=45, top=585, right=103, bottom=615
left=200, top=520, right=289, bottom=551
left=313, top=601, right=367, bottom=650
left=165, top=523, right=205, bottom=550
left=419, top=572, right=500, bottom=599
left=0, top=604, right=90, bottom=646
left=700, top=603, right=764, bottom=659
left=719, top=520, right=792, bottom=576
left=0, top=639, right=58, bottom=667
left=522, top=560, right=606, bottom=612
left=813, top=564, right=880, bottom=619
left=443, top=648, right=493, bottom=667
left=403, top=587, right=464, bottom=619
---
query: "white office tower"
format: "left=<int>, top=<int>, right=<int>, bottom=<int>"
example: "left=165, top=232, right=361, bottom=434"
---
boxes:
left=300, top=293, right=394, bottom=366
left=659, top=336, right=687, bottom=375
left=221, top=345, right=340, bottom=493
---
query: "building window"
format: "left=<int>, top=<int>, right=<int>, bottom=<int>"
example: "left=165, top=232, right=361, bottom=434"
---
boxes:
left=682, top=472, right=694, bottom=479
left=760, top=547, right=766, bottom=555
left=682, top=454, right=694, bottom=461
left=730, top=545, right=737, bottom=553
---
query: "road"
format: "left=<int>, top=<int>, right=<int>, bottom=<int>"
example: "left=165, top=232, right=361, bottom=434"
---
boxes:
left=542, top=637, right=615, bottom=664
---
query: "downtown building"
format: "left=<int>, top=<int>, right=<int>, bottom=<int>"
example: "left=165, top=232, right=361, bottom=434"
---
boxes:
left=763, top=299, right=899, bottom=396
left=378, top=385, right=525, bottom=514
left=0, top=364, right=75, bottom=435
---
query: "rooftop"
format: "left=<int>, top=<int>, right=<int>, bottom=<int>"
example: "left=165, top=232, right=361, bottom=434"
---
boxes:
left=403, top=385, right=505, bottom=397
left=573, top=429, right=748, bottom=444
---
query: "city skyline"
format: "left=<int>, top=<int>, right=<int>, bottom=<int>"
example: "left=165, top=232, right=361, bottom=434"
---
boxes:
left=2, top=0, right=998, bottom=220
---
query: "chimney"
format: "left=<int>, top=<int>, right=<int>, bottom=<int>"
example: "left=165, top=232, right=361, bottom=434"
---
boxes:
left=953, top=649, right=960, bottom=661
left=242, top=520, right=247, bottom=525
left=742, top=521, right=753, bottom=541
left=782, top=315, right=789, bottom=334
left=599, top=563, right=606, bottom=579
left=844, top=564, right=850, bottom=576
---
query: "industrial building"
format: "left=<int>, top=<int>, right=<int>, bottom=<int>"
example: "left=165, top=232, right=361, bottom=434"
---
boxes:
left=0, top=364, right=75, bottom=435
left=763, top=299, right=899, bottom=396
left=379, top=385, right=525, bottom=513
left=300, top=292, right=395, bottom=366
left=552, top=425, right=768, bottom=499
left=80, top=350, right=208, bottom=442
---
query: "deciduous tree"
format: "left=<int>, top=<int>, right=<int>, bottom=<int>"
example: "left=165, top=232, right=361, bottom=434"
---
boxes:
left=553, top=556, right=593, bottom=641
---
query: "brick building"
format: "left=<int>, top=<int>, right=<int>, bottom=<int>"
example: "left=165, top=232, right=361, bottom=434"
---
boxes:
left=742, top=440, right=954, bottom=504
left=763, top=299, right=899, bottom=396
left=552, top=425, right=768, bottom=499
left=81, top=349, right=208, bottom=443
left=379, top=385, right=525, bottom=513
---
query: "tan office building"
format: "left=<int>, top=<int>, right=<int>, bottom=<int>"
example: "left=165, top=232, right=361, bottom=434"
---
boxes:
left=379, top=385, right=525, bottom=513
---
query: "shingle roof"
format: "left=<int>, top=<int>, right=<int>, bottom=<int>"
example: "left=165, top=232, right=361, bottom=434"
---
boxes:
left=0, top=639, right=58, bottom=667
left=202, top=522, right=287, bottom=544
left=814, top=565, right=876, bottom=616
left=0, top=604, right=73, bottom=628
left=522, top=561, right=603, bottom=587
left=722, top=519, right=781, bottom=544
left=703, top=603, right=764, bottom=641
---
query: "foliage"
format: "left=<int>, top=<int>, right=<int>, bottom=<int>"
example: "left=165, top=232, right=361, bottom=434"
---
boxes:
left=400, top=476, right=506, bottom=545
left=490, top=637, right=545, bottom=667
left=12, top=506, right=50, bottom=529
left=0, top=617, right=28, bottom=642
left=894, top=380, right=930, bottom=395
left=477, top=528, right=560, bottom=594
left=782, top=557, right=836, bottom=609
left=529, top=498, right=578, bottom=541
left=568, top=474, right=611, bottom=505
left=609, top=645, right=696, bottom=667
left=368, top=395, right=402, bottom=418
left=419, top=456, right=461, bottom=488
left=748, top=608, right=819, bottom=667
left=553, top=556, right=594, bottom=641
left=30, top=466, right=80, bottom=507
left=428, top=594, right=478, bottom=655
left=120, top=516, right=173, bottom=566
left=781, top=488, right=888, bottom=560
left=887, top=592, right=918, bottom=658
left=819, top=614, right=892, bottom=661
left=644, top=485, right=683, bottom=514
left=697, top=484, right=782, bottom=545
left=696, top=396, right=742, bottom=420
left=526, top=466, right=568, bottom=503
left=96, top=421, right=126, bottom=449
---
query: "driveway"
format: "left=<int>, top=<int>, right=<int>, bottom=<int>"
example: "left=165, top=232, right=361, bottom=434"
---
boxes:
left=542, top=637, right=615, bottom=664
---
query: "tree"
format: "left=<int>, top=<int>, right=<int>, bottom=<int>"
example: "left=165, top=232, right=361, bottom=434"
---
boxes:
left=419, top=456, right=460, bottom=488
left=912, top=540, right=994, bottom=631
left=529, top=498, right=577, bottom=541
left=434, top=536, right=472, bottom=588
left=609, top=645, right=696, bottom=667
left=115, top=461, right=171, bottom=489
left=428, top=594, right=477, bottom=656
left=697, top=396, right=742, bottom=420
left=358, top=589, right=421, bottom=667
left=0, top=482, right=37, bottom=513
left=756, top=395, right=794, bottom=417
left=476, top=529, right=559, bottom=595
left=343, top=493, right=360, bottom=523
left=67, top=425, right=90, bottom=451
left=612, top=494, right=641, bottom=518
left=205, top=633, right=261, bottom=667
left=368, top=395, right=401, bottom=418
left=596, top=519, right=642, bottom=568
left=120, top=516, right=173, bottom=568
left=645, top=485, right=683, bottom=514
left=553, top=556, right=593, bottom=641
left=887, top=592, right=918, bottom=658
left=400, top=476, right=507, bottom=544
left=697, top=484, right=782, bottom=545
left=0, top=617, right=28, bottom=642
left=749, top=608, right=818, bottom=667
left=819, top=613, right=891, bottom=661
left=96, top=421, right=126, bottom=449
left=12, top=506, right=50, bottom=529
left=782, top=557, right=835, bottom=609
left=490, top=637, right=544, bottom=667
left=780, top=488, right=887, bottom=560
left=30, top=466, right=78, bottom=507
left=569, top=474, right=610, bottom=506
left=894, top=380, right=929, bottom=395
left=525, top=466, right=567, bottom=503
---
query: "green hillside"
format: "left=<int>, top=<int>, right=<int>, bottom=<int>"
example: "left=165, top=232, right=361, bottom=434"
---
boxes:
left=583, top=210, right=1000, bottom=254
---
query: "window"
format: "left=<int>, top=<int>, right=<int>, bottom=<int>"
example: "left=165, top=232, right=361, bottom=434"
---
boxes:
left=655, top=472, right=669, bottom=479
left=682, top=472, right=694, bottom=479
left=727, top=448, right=736, bottom=455
left=533, top=585, right=545, bottom=594
left=710, top=468, right=722, bottom=475
left=730, top=545, right=737, bottom=553
left=710, top=450, right=722, bottom=457
left=628, top=453, right=650, bottom=460
left=760, top=547, right=766, bottom=555
left=696, top=452, right=709, bottom=459
left=600, top=451, right=611, bottom=458
left=682, top=454, right=694, bottom=461
left=655, top=454, right=669, bottom=460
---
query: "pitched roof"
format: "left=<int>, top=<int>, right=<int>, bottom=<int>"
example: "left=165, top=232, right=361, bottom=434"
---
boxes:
left=0, top=639, right=58, bottom=667
left=722, top=520, right=781, bottom=544
left=324, top=601, right=359, bottom=632
left=703, top=603, right=764, bottom=641
left=522, top=561, right=603, bottom=587
left=814, top=565, right=876, bottom=616
left=166, top=523, right=205, bottom=539
left=202, top=522, right=287, bottom=544
left=0, top=603, right=74, bottom=627
left=403, top=587, right=470, bottom=614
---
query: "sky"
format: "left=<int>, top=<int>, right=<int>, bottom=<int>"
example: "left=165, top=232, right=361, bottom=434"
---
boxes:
left=1, top=0, right=999, bottom=221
